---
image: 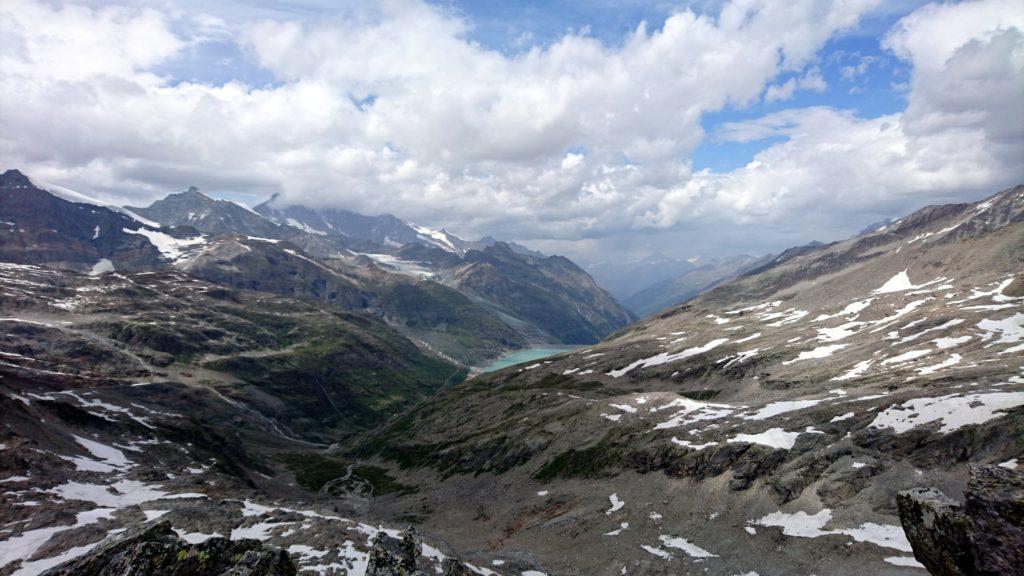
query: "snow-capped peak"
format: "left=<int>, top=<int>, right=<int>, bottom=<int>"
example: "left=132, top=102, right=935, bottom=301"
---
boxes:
left=30, top=177, right=160, bottom=228
left=411, top=223, right=463, bottom=255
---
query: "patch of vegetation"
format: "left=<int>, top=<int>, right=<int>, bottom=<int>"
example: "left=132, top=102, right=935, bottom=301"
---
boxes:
left=371, top=442, right=444, bottom=470
left=277, top=452, right=415, bottom=495
left=680, top=389, right=720, bottom=401
left=351, top=464, right=416, bottom=495
left=533, top=434, right=628, bottom=482
left=204, top=318, right=463, bottom=439
left=277, top=452, right=350, bottom=492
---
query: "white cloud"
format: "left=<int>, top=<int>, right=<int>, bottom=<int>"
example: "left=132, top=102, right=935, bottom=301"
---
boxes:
left=764, top=67, right=828, bottom=103
left=0, top=0, right=1020, bottom=266
left=0, top=1, right=183, bottom=82
left=642, top=0, right=1023, bottom=237
left=561, top=153, right=584, bottom=170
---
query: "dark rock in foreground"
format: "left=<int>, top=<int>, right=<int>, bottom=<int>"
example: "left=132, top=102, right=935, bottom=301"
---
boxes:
left=41, top=521, right=296, bottom=576
left=366, top=528, right=470, bottom=576
left=898, top=464, right=1024, bottom=576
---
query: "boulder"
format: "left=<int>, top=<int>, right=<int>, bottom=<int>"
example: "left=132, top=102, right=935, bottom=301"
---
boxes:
left=366, top=528, right=470, bottom=576
left=897, top=464, right=1023, bottom=576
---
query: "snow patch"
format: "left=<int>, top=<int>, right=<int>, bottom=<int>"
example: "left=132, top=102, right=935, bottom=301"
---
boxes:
left=123, top=227, right=205, bottom=260
left=870, top=391, right=1024, bottom=434
left=88, top=258, right=115, bottom=276
left=727, top=428, right=804, bottom=450
left=607, top=338, right=729, bottom=378
left=606, top=493, right=625, bottom=515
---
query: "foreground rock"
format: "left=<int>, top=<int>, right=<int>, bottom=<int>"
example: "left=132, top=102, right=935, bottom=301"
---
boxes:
left=40, top=522, right=296, bottom=576
left=897, top=465, right=1024, bottom=576
left=366, top=528, right=470, bottom=576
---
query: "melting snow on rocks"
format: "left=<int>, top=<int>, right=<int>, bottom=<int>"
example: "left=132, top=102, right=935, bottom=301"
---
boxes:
left=752, top=509, right=912, bottom=552
left=607, top=338, right=729, bottom=377
left=123, top=227, right=205, bottom=260
left=727, top=428, right=805, bottom=450
left=870, top=391, right=1024, bottom=434
left=606, top=494, right=625, bottom=514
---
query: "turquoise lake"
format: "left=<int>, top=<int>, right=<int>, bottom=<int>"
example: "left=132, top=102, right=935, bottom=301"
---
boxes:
left=477, top=346, right=580, bottom=373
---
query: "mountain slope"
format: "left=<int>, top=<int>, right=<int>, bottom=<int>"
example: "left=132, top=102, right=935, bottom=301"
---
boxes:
left=0, top=169, right=168, bottom=272
left=251, top=199, right=636, bottom=347
left=348, top=185, right=1024, bottom=575
left=0, top=264, right=502, bottom=575
left=127, top=187, right=283, bottom=239
left=452, top=242, right=636, bottom=344
left=623, top=254, right=763, bottom=317
left=129, top=189, right=630, bottom=355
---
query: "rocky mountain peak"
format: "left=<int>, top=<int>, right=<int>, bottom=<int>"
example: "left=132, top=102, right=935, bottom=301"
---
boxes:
left=180, top=185, right=206, bottom=197
left=0, top=168, right=32, bottom=188
left=162, top=186, right=213, bottom=204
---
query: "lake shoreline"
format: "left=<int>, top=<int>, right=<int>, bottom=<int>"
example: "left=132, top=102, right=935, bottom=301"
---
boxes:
left=469, top=344, right=582, bottom=376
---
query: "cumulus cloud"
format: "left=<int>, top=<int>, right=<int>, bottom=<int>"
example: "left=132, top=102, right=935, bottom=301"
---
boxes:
left=763, top=68, right=827, bottom=103
left=0, top=0, right=1020, bottom=264
left=642, top=0, right=1024, bottom=239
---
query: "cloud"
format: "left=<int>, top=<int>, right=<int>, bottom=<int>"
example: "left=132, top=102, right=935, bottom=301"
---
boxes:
left=0, top=0, right=1020, bottom=266
left=763, top=67, right=828, bottom=103
left=561, top=153, right=585, bottom=170
left=640, top=0, right=1024, bottom=239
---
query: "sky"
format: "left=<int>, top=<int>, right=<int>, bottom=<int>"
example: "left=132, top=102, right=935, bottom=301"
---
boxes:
left=1, top=0, right=1022, bottom=267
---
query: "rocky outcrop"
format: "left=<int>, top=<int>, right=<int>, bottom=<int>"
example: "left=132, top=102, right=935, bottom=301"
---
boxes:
left=41, top=521, right=296, bottom=576
left=366, top=529, right=470, bottom=576
left=897, top=465, right=1024, bottom=576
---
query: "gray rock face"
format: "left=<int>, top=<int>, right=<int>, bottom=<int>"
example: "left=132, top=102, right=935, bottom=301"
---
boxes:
left=40, top=521, right=296, bottom=576
left=897, top=465, right=1024, bottom=576
left=964, top=465, right=1024, bottom=575
left=896, top=487, right=975, bottom=575
left=366, top=529, right=470, bottom=576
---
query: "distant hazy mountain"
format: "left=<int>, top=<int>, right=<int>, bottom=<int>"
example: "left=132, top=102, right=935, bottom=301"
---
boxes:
left=622, top=254, right=765, bottom=317
left=857, top=217, right=895, bottom=236
left=254, top=194, right=469, bottom=254
left=584, top=253, right=701, bottom=301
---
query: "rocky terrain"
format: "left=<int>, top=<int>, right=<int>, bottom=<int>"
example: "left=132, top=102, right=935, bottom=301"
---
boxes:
left=0, top=260, right=514, bottom=575
left=342, top=185, right=1024, bottom=574
left=1, top=173, right=1022, bottom=575
left=898, top=464, right=1023, bottom=575
left=0, top=168, right=633, bottom=576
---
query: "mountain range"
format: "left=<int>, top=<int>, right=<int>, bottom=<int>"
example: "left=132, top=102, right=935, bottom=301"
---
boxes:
left=1, top=171, right=1021, bottom=575
left=621, top=254, right=765, bottom=317
left=5, top=170, right=633, bottom=367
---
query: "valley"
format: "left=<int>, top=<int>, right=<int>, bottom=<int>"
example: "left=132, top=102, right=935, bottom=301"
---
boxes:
left=3, top=1, right=1022, bottom=574
left=1, top=167, right=1020, bottom=575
